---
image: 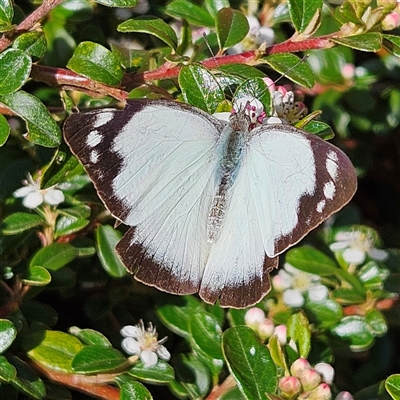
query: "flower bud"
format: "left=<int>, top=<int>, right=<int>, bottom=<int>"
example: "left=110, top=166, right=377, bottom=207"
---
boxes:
left=290, top=358, right=311, bottom=377
left=244, top=307, right=265, bottom=330
left=307, top=383, right=332, bottom=400
left=273, top=325, right=287, bottom=344
left=257, top=318, right=275, bottom=340
left=314, top=362, right=335, bottom=384
left=335, top=391, right=354, bottom=400
left=382, top=11, right=400, bottom=30
left=279, top=376, right=301, bottom=398
left=300, top=368, right=321, bottom=391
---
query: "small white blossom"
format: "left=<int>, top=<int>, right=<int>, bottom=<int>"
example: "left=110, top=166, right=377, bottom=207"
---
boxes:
left=330, top=229, right=388, bottom=266
left=121, top=320, right=170, bottom=367
left=14, top=174, right=65, bottom=209
left=273, top=263, right=327, bottom=308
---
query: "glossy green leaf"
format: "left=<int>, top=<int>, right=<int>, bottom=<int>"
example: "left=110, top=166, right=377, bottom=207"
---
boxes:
left=0, top=356, right=16, bottom=382
left=118, top=16, right=178, bottom=50
left=331, top=316, right=374, bottom=351
left=386, top=374, right=400, bottom=399
left=218, top=64, right=266, bottom=79
left=69, top=327, right=112, bottom=346
left=216, top=7, right=249, bottom=50
left=21, top=266, right=52, bottom=286
left=0, top=0, right=13, bottom=32
left=0, top=90, right=61, bottom=147
left=179, top=64, right=224, bottom=113
left=0, top=113, right=10, bottom=145
left=332, top=32, right=382, bottom=52
left=165, top=0, right=215, bottom=28
left=305, top=298, right=343, bottom=328
left=264, top=53, right=315, bottom=88
left=286, top=312, right=311, bottom=358
left=20, top=301, right=58, bottom=327
left=25, top=330, right=84, bottom=372
left=120, top=380, right=152, bottom=400
left=0, top=49, right=31, bottom=95
left=205, top=0, right=230, bottom=18
left=220, top=386, right=246, bottom=400
left=302, top=120, right=334, bottom=139
left=67, top=41, right=123, bottom=86
left=287, top=0, right=322, bottom=33
left=286, top=246, right=365, bottom=294
left=234, top=77, right=272, bottom=115
left=71, top=345, right=126, bottom=373
left=332, top=288, right=365, bottom=304
left=0, top=319, right=16, bottom=353
left=365, top=309, right=387, bottom=337
left=94, top=0, right=138, bottom=7
left=383, top=34, right=400, bottom=57
left=223, top=326, right=277, bottom=399
left=54, top=214, right=90, bottom=238
left=7, top=355, right=46, bottom=399
left=189, top=312, right=223, bottom=360
left=13, top=31, right=47, bottom=59
left=1, top=212, right=44, bottom=235
left=95, top=225, right=127, bottom=278
left=30, top=242, right=77, bottom=271
left=127, top=360, right=174, bottom=384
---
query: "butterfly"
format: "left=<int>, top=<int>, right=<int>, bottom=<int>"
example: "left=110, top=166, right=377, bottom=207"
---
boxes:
left=63, top=96, right=357, bottom=308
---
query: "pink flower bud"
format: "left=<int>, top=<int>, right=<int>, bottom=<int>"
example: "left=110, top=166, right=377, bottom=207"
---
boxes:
left=382, top=11, right=400, bottom=30
left=341, top=63, right=355, bottom=80
left=257, top=318, right=275, bottom=340
left=314, top=362, right=335, bottom=384
left=279, top=376, right=301, bottom=397
left=263, top=77, right=276, bottom=92
left=274, top=325, right=287, bottom=344
left=244, top=307, right=265, bottom=329
left=290, top=358, right=311, bottom=377
left=335, top=391, right=354, bottom=400
left=300, top=368, right=321, bottom=391
left=307, top=383, right=332, bottom=400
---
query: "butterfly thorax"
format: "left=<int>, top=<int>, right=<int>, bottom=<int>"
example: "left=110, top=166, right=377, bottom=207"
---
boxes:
left=207, top=112, right=250, bottom=243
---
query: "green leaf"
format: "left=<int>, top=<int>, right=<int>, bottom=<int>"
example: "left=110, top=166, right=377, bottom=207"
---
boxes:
left=386, top=374, right=400, bottom=400
left=120, top=380, right=152, bottom=400
left=332, top=288, right=365, bottom=305
left=67, top=41, right=123, bottom=86
left=13, top=31, right=47, bottom=60
left=286, top=246, right=365, bottom=294
left=54, top=214, right=90, bottom=238
left=0, top=49, right=31, bottom=95
left=20, top=301, right=58, bottom=327
left=305, top=298, right=343, bottom=328
left=383, top=34, right=400, bottom=57
left=118, top=16, right=178, bottom=50
left=0, top=0, right=13, bottom=32
left=1, top=212, right=44, bottom=235
left=179, top=64, right=224, bottom=113
left=331, top=316, right=374, bottom=351
left=165, top=0, right=215, bottom=28
left=95, top=225, right=127, bottom=278
left=7, top=355, right=46, bottom=400
left=69, top=327, right=112, bottom=346
left=0, top=113, right=9, bottom=145
left=71, top=345, right=126, bottom=373
left=204, top=0, right=230, bottom=18
left=302, top=120, right=334, bottom=140
left=94, top=0, right=138, bottom=6
left=332, top=32, right=382, bottom=52
left=0, top=355, right=16, bottom=382
left=189, top=312, right=223, bottom=360
left=234, top=78, right=272, bottom=115
left=30, top=243, right=77, bottom=271
left=127, top=360, right=174, bottom=384
left=264, top=53, right=315, bottom=88
left=365, top=309, right=387, bottom=337
left=0, top=90, right=61, bottom=147
left=24, top=330, right=84, bottom=372
left=287, top=0, right=322, bottom=33
left=21, top=266, right=52, bottom=286
left=0, top=319, right=17, bottom=353
left=216, top=7, right=249, bottom=50
left=222, top=326, right=277, bottom=399
left=286, top=312, right=311, bottom=358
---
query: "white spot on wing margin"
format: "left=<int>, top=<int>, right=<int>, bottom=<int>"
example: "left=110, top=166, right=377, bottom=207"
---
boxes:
left=86, top=130, right=102, bottom=148
left=323, top=181, right=335, bottom=199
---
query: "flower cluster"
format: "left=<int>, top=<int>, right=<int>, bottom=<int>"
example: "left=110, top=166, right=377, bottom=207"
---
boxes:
left=13, top=174, right=65, bottom=209
left=121, top=320, right=170, bottom=367
left=272, top=263, right=328, bottom=308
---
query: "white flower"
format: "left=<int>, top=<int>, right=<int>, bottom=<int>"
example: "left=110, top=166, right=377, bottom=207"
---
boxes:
left=14, top=174, right=65, bottom=209
left=273, top=263, right=328, bottom=307
left=330, top=229, right=388, bottom=266
left=314, top=362, right=335, bottom=384
left=121, top=320, right=170, bottom=367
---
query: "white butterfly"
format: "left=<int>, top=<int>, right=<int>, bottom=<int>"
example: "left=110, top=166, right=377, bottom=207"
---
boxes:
left=64, top=96, right=357, bottom=308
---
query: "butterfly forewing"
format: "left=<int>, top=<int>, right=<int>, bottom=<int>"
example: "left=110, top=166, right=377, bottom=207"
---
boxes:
left=64, top=99, right=357, bottom=308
